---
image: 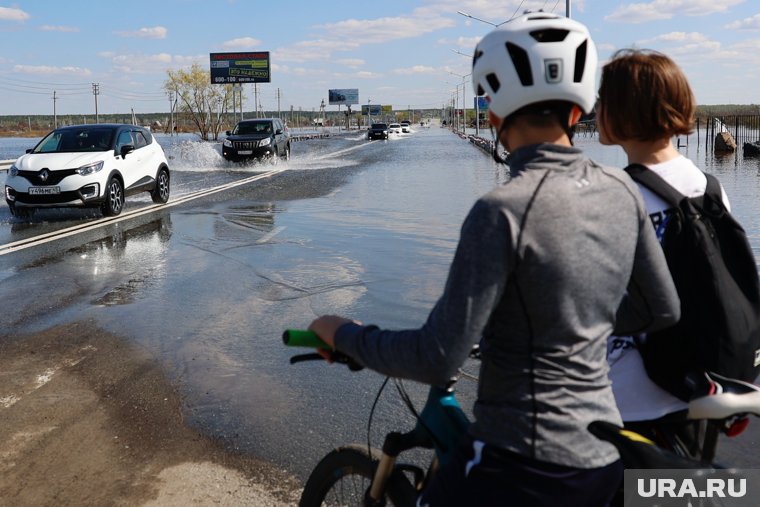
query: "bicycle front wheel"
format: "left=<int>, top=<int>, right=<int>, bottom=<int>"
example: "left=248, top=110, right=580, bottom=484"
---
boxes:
left=299, top=444, right=418, bottom=507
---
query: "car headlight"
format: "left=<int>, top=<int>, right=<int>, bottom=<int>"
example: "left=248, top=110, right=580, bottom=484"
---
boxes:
left=9, top=164, right=18, bottom=177
left=258, top=137, right=271, bottom=147
left=76, top=161, right=104, bottom=176
left=223, top=139, right=232, bottom=147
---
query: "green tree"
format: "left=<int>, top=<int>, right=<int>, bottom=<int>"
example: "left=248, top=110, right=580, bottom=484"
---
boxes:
left=164, top=64, right=237, bottom=141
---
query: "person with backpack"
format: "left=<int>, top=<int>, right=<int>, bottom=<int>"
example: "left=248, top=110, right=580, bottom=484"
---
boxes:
left=307, top=14, right=681, bottom=506
left=599, top=49, right=760, bottom=455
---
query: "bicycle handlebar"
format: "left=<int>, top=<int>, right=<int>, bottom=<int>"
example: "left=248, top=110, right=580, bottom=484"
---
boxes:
left=283, top=329, right=364, bottom=371
left=283, top=329, right=330, bottom=349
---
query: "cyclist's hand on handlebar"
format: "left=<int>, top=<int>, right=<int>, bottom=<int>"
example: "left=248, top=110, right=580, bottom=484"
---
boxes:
left=308, top=315, right=359, bottom=351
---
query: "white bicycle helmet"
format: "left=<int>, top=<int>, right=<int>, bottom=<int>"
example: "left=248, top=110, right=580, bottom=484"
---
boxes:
left=472, top=12, right=597, bottom=119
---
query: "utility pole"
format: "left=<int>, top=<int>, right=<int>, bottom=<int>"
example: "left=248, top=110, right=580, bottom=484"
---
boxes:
left=52, top=90, right=58, bottom=128
left=92, top=83, right=100, bottom=123
left=254, top=84, right=259, bottom=118
left=277, top=88, right=281, bottom=119
left=168, top=91, right=175, bottom=136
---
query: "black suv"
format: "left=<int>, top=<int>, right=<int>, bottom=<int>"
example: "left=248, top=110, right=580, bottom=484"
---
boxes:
left=367, top=123, right=389, bottom=140
left=222, top=118, right=291, bottom=162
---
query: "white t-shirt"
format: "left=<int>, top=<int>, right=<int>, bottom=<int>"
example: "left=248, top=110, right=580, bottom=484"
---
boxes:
left=607, top=155, right=730, bottom=421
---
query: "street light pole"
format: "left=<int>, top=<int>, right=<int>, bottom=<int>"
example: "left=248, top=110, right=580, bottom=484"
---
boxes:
left=448, top=71, right=471, bottom=134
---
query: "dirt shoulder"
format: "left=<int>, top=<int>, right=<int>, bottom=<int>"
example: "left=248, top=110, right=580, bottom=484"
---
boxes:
left=0, top=321, right=301, bottom=506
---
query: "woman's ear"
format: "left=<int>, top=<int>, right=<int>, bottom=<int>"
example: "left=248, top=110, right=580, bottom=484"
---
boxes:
left=568, top=105, right=583, bottom=127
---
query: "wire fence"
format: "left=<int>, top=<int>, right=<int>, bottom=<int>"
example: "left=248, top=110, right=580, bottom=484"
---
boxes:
left=572, top=116, right=760, bottom=150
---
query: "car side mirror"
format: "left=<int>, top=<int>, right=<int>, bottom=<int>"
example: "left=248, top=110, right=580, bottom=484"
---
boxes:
left=120, top=144, right=135, bottom=158
left=226, top=131, right=231, bottom=135
left=275, top=129, right=283, bottom=135
left=26, top=148, right=32, bottom=154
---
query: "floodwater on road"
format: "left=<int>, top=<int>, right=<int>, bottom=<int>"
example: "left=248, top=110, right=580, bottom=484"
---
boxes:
left=2, top=126, right=760, bottom=477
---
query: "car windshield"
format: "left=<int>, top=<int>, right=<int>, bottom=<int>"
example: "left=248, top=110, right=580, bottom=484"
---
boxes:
left=33, top=127, right=116, bottom=154
left=234, top=122, right=273, bottom=135
left=372, top=124, right=388, bottom=129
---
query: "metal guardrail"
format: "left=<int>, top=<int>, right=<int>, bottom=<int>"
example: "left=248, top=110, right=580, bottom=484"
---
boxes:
left=0, top=159, right=13, bottom=172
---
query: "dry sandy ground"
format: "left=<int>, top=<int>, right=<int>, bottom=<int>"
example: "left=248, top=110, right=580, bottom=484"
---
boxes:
left=0, top=320, right=302, bottom=506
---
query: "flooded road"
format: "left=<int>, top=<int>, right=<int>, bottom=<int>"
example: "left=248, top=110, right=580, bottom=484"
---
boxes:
left=2, top=126, right=760, bottom=480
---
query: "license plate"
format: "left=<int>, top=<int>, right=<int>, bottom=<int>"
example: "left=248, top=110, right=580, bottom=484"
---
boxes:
left=238, top=150, right=253, bottom=155
left=29, top=186, right=61, bottom=195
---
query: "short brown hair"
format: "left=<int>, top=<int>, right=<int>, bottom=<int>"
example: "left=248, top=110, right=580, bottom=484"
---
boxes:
left=598, top=49, right=695, bottom=142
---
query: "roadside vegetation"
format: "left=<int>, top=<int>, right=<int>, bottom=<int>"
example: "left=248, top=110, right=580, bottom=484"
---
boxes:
left=1, top=101, right=758, bottom=139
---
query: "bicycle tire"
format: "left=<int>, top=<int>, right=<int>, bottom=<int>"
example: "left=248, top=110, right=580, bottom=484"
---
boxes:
left=299, top=444, right=418, bottom=507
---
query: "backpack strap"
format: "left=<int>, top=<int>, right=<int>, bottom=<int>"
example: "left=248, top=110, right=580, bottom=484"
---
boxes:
left=624, top=163, right=686, bottom=208
left=625, top=163, right=726, bottom=212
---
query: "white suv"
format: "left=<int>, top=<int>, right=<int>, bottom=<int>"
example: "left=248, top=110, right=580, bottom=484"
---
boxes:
left=5, top=124, right=170, bottom=218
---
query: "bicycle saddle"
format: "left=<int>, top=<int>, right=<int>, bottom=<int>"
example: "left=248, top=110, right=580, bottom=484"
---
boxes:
left=687, top=372, right=760, bottom=420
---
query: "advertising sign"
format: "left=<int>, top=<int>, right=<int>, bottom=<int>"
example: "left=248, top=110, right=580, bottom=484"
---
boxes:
left=361, top=104, right=383, bottom=116
left=328, top=89, right=359, bottom=106
left=475, top=96, right=489, bottom=111
left=210, top=52, right=271, bottom=84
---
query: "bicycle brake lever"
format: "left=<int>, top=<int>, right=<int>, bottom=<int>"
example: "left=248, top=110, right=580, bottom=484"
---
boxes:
left=290, top=353, right=325, bottom=364
left=330, top=351, right=365, bottom=371
left=289, top=351, right=364, bottom=371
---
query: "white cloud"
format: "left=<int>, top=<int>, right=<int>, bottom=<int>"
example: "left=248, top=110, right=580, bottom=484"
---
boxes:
left=14, top=64, right=91, bottom=76
left=606, top=0, right=745, bottom=24
left=222, top=37, right=262, bottom=49
left=335, top=58, right=365, bottom=68
left=274, top=39, right=359, bottom=63
left=0, top=6, right=29, bottom=21
left=39, top=25, right=79, bottom=32
left=393, top=65, right=437, bottom=75
left=725, top=13, right=760, bottom=31
left=316, top=7, right=454, bottom=44
left=355, top=71, right=382, bottom=79
left=644, top=31, right=709, bottom=43
left=114, top=26, right=168, bottom=39
left=107, top=53, right=175, bottom=73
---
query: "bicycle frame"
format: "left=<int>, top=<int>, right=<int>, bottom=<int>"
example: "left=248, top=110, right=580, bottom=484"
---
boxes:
left=368, top=385, right=471, bottom=502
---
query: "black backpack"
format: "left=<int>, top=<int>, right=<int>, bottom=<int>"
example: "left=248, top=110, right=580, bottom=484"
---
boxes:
left=625, top=164, right=760, bottom=401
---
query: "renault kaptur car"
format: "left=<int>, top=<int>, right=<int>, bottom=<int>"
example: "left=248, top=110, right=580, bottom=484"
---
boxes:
left=5, top=124, right=170, bottom=217
left=222, top=118, right=291, bottom=163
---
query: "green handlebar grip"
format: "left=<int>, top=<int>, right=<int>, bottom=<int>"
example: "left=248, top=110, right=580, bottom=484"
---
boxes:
left=282, top=329, right=331, bottom=349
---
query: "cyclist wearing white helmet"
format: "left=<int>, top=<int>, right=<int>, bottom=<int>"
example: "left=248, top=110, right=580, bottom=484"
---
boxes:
left=309, top=12, right=680, bottom=505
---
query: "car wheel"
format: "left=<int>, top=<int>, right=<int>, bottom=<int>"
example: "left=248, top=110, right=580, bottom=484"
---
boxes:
left=151, top=167, right=170, bottom=204
left=284, top=144, right=291, bottom=161
left=270, top=148, right=279, bottom=165
left=101, top=177, right=124, bottom=216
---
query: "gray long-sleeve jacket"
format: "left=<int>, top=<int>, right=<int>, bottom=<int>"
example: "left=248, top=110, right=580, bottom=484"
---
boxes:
left=335, top=143, right=679, bottom=468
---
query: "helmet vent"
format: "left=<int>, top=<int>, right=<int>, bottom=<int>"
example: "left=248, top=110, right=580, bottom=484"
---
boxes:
left=573, top=40, right=588, bottom=83
left=486, top=73, right=500, bottom=94
left=477, top=84, right=486, bottom=96
left=530, top=29, right=569, bottom=43
left=506, top=42, right=534, bottom=86
left=472, top=49, right=483, bottom=67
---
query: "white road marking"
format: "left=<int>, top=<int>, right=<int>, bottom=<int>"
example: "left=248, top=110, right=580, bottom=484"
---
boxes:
left=256, top=226, right=286, bottom=244
left=0, top=168, right=285, bottom=256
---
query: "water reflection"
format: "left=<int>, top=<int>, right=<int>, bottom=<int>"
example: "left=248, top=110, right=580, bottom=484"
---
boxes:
left=0, top=214, right=173, bottom=332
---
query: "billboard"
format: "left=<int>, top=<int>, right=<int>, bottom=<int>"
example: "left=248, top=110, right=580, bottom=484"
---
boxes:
left=210, top=52, right=271, bottom=84
left=361, top=104, right=383, bottom=116
left=328, top=89, right=359, bottom=106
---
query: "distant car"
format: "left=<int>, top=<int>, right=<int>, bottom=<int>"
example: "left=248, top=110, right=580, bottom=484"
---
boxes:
left=388, top=123, right=402, bottom=134
left=367, top=123, right=389, bottom=140
left=4, top=123, right=170, bottom=218
left=222, top=118, right=291, bottom=163
left=400, top=121, right=411, bottom=133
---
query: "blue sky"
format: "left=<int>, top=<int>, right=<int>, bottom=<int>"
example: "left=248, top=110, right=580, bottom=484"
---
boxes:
left=0, top=0, right=758, bottom=117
